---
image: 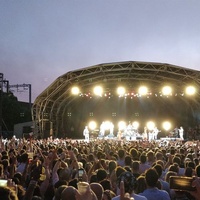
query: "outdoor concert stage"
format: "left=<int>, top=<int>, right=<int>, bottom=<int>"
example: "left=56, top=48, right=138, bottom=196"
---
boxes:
left=32, top=61, right=200, bottom=139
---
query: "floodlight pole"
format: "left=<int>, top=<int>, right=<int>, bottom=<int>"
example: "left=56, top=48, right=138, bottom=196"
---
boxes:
left=3, top=80, right=9, bottom=93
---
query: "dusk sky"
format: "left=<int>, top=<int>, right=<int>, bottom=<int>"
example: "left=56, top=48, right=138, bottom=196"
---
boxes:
left=1, top=1, right=200, bottom=103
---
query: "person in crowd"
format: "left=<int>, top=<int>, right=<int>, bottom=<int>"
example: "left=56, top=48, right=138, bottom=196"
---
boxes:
left=155, top=151, right=164, bottom=162
left=96, top=168, right=108, bottom=183
left=112, top=171, right=147, bottom=200
left=153, top=164, right=170, bottom=194
left=129, top=148, right=139, bottom=161
left=1, top=134, right=200, bottom=200
left=0, top=186, right=18, bottom=200
left=146, top=151, right=155, bottom=166
left=195, top=164, right=200, bottom=177
left=124, top=155, right=132, bottom=167
left=190, top=177, right=200, bottom=200
left=132, top=161, right=141, bottom=179
left=139, top=154, right=150, bottom=174
left=139, top=168, right=170, bottom=200
left=75, top=183, right=98, bottom=200
left=184, top=166, right=194, bottom=177
left=100, top=179, right=112, bottom=191
left=108, top=161, right=117, bottom=178
left=102, top=190, right=116, bottom=200
left=61, top=186, right=77, bottom=200
left=53, top=185, right=68, bottom=200
left=117, top=149, right=126, bottom=167
left=135, top=175, right=147, bottom=194
left=172, top=155, right=185, bottom=176
left=90, top=182, right=104, bottom=200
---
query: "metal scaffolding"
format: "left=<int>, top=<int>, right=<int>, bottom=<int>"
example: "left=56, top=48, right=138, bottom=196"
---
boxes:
left=0, top=73, right=32, bottom=135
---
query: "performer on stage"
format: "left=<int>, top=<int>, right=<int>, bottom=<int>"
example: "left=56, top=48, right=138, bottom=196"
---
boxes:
left=143, top=127, right=148, bottom=140
left=178, top=126, right=184, bottom=140
left=132, top=122, right=139, bottom=139
left=173, top=126, right=179, bottom=138
left=99, top=121, right=105, bottom=137
left=109, top=122, right=114, bottom=137
left=83, top=126, right=89, bottom=142
left=148, top=130, right=153, bottom=141
left=126, top=121, right=132, bottom=140
left=153, top=127, right=160, bottom=140
left=127, top=121, right=132, bottom=134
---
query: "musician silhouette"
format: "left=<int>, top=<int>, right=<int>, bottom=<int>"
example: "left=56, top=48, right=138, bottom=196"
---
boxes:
left=83, top=126, right=89, bottom=142
left=173, top=126, right=179, bottom=138
left=178, top=126, right=184, bottom=140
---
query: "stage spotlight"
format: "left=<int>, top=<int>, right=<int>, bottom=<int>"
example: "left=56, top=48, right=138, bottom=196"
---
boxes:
left=146, top=121, right=155, bottom=131
left=162, top=121, right=171, bottom=131
left=162, top=86, right=172, bottom=96
left=93, top=86, right=103, bottom=96
left=104, top=121, right=111, bottom=130
left=118, top=121, right=126, bottom=130
left=185, top=86, right=196, bottom=95
left=71, top=86, right=80, bottom=95
left=132, top=121, right=139, bottom=129
left=138, top=86, right=148, bottom=95
left=117, top=86, right=126, bottom=96
left=88, top=121, right=97, bottom=130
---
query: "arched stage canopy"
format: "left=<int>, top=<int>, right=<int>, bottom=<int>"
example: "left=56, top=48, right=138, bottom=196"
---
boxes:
left=32, top=61, right=200, bottom=138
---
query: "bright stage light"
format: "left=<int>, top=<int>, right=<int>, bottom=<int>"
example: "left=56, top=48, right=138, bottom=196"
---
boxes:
left=162, top=121, right=171, bottom=131
left=93, top=86, right=103, bottom=96
left=185, top=86, right=196, bottom=95
left=71, top=86, right=80, bottom=95
left=104, top=121, right=111, bottom=130
left=132, top=121, right=139, bottom=129
left=146, top=121, right=155, bottom=131
left=88, top=121, right=97, bottom=130
left=118, top=121, right=126, bottom=130
left=138, top=86, right=148, bottom=95
left=162, top=86, right=172, bottom=96
left=117, top=86, right=126, bottom=96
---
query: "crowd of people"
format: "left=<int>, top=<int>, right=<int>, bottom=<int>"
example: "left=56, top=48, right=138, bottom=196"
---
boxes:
left=1, top=135, right=200, bottom=200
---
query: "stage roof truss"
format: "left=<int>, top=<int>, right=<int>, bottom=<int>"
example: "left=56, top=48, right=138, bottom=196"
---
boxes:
left=32, top=61, right=200, bottom=137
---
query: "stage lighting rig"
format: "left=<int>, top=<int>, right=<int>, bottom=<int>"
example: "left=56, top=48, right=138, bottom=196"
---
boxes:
left=185, top=86, right=196, bottom=96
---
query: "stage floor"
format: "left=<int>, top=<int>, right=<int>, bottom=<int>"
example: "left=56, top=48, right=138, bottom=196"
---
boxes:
left=95, top=136, right=183, bottom=141
left=160, top=137, right=182, bottom=141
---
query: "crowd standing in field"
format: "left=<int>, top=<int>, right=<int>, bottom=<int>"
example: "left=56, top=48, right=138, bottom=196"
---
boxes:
left=1, top=136, right=200, bottom=200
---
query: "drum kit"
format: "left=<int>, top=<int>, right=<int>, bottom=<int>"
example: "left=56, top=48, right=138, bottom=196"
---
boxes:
left=119, top=126, right=142, bottom=141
